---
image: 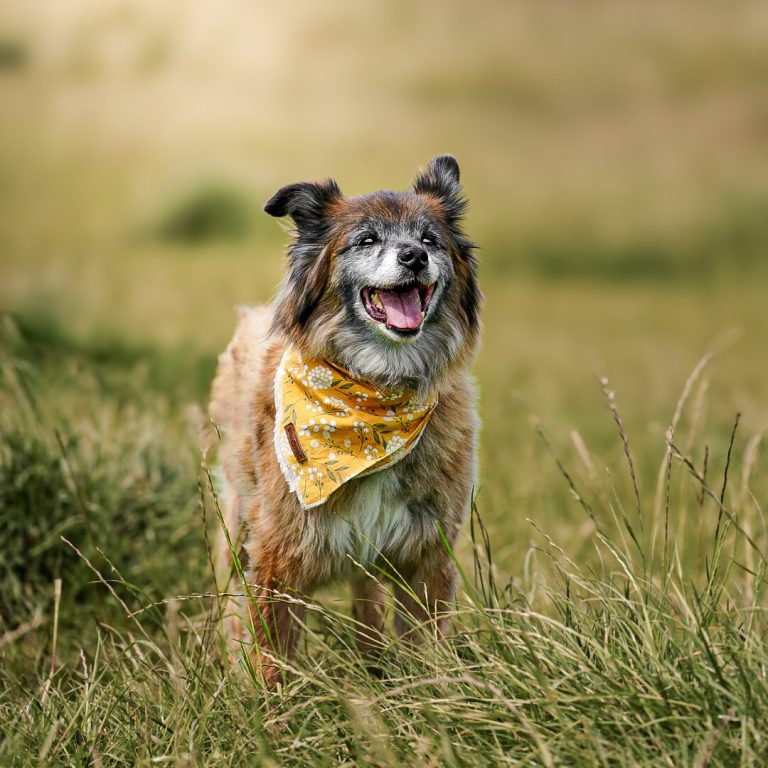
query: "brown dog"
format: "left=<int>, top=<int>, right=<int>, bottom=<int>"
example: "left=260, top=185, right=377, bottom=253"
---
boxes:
left=210, top=155, right=481, bottom=683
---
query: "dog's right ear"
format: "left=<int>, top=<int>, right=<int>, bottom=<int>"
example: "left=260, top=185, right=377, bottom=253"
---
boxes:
left=264, top=180, right=342, bottom=236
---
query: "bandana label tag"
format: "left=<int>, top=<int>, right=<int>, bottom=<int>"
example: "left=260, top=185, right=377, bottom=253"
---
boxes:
left=284, top=423, right=307, bottom=463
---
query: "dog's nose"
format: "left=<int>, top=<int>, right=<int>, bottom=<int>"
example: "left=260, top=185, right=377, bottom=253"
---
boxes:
left=398, top=247, right=429, bottom=272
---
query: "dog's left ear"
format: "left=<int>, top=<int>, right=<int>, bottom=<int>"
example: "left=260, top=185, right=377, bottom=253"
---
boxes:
left=413, top=154, right=466, bottom=226
left=264, top=179, right=342, bottom=237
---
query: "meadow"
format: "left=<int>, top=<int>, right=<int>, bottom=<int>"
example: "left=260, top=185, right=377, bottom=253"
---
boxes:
left=2, top=1, right=768, bottom=765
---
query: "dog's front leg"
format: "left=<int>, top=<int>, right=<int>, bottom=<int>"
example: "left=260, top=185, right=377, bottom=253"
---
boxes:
left=393, top=549, right=458, bottom=642
left=242, top=582, right=305, bottom=687
left=351, top=577, right=388, bottom=653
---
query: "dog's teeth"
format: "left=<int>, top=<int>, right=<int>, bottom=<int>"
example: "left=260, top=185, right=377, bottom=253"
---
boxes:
left=371, top=292, right=384, bottom=310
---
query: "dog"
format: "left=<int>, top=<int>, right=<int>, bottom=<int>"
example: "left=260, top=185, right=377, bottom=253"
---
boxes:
left=209, top=155, right=481, bottom=684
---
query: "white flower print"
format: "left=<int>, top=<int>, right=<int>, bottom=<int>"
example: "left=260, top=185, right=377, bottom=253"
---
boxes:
left=293, top=362, right=311, bottom=387
left=353, top=421, right=370, bottom=438
left=307, top=365, right=334, bottom=389
left=402, top=398, right=430, bottom=414
left=385, top=435, right=407, bottom=455
left=363, top=444, right=381, bottom=461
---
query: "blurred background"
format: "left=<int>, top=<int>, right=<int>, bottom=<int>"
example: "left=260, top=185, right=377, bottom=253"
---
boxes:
left=1, top=0, right=767, bottom=573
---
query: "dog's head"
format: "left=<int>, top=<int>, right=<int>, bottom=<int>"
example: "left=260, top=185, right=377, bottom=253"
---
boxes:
left=266, top=155, right=481, bottom=393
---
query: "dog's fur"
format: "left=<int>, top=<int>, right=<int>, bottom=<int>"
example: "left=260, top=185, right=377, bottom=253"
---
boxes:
left=210, top=156, right=481, bottom=683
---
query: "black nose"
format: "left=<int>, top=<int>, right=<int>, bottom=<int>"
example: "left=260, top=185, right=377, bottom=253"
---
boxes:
left=398, top=247, right=429, bottom=272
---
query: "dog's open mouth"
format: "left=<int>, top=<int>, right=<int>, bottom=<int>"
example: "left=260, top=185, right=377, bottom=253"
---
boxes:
left=362, top=283, right=436, bottom=333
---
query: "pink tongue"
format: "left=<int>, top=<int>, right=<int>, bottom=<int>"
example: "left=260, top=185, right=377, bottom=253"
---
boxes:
left=378, top=287, right=422, bottom=330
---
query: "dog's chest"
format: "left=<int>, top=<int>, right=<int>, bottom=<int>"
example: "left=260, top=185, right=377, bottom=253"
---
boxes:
left=301, top=466, right=418, bottom=569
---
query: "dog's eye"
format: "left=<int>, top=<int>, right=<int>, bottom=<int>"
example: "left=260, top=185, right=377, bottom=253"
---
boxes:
left=421, top=233, right=436, bottom=246
left=358, top=234, right=377, bottom=246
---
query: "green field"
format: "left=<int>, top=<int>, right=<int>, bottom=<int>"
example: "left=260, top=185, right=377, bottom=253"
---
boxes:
left=2, top=2, right=768, bottom=765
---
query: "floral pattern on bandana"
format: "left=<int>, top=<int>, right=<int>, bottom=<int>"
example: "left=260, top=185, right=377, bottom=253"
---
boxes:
left=274, top=345, right=438, bottom=508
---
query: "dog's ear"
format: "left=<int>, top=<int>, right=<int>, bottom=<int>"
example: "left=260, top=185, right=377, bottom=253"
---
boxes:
left=413, top=154, right=465, bottom=226
left=416, top=155, right=479, bottom=330
left=414, top=154, right=460, bottom=192
left=264, top=179, right=342, bottom=236
left=267, top=180, right=341, bottom=337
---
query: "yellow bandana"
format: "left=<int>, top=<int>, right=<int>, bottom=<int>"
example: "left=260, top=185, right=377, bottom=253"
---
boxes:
left=274, top=345, right=438, bottom=508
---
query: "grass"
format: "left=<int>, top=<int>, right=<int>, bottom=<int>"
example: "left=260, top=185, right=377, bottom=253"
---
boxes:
left=2, top=314, right=768, bottom=765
